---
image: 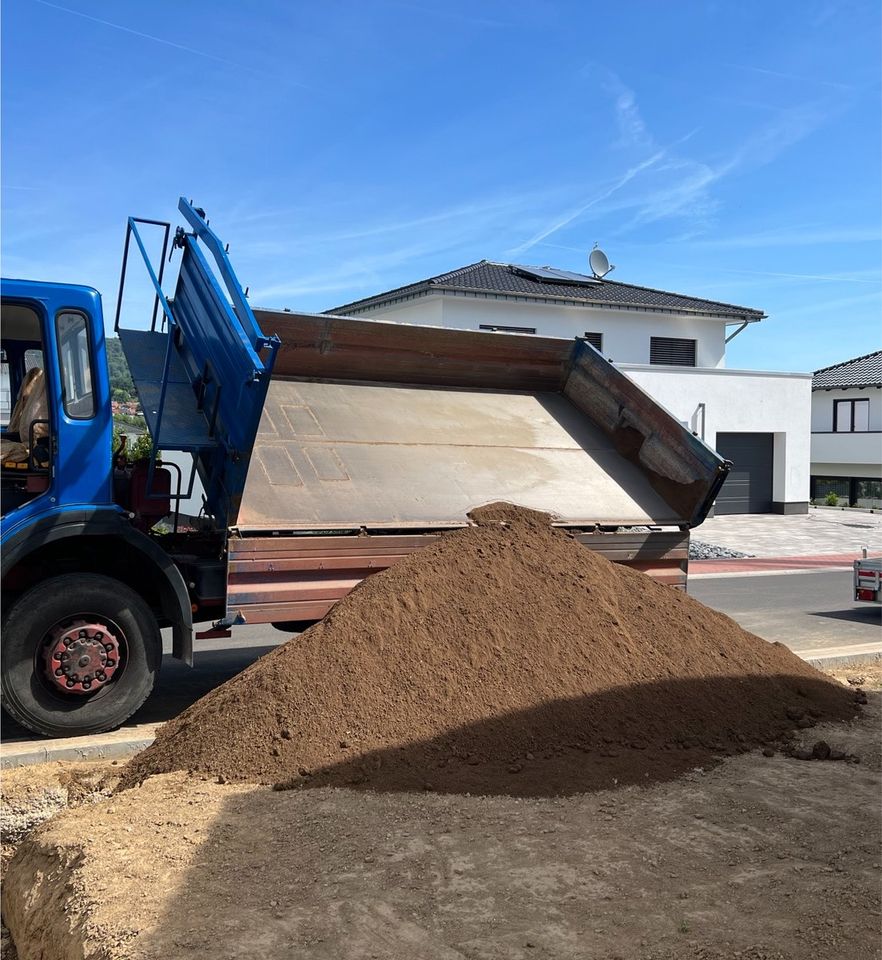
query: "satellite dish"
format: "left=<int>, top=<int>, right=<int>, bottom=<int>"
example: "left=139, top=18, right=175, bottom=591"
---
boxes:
left=589, top=246, right=613, bottom=279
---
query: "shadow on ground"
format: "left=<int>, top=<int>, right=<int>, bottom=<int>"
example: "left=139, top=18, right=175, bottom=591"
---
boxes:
left=120, top=670, right=859, bottom=800
left=276, top=673, right=856, bottom=798
left=810, top=608, right=882, bottom=625
left=86, top=691, right=879, bottom=960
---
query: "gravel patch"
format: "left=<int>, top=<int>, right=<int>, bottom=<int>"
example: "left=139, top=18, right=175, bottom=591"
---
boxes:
left=689, top=540, right=755, bottom=560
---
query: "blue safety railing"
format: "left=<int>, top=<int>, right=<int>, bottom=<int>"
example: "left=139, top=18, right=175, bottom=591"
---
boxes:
left=114, top=198, right=281, bottom=528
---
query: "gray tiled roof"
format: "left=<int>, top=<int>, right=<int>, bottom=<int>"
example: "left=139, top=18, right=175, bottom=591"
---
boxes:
left=812, top=350, right=882, bottom=390
left=327, top=260, right=766, bottom=321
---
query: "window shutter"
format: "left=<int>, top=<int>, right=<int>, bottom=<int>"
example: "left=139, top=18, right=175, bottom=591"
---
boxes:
left=583, top=332, right=603, bottom=351
left=478, top=324, right=536, bottom=335
left=650, top=337, right=696, bottom=366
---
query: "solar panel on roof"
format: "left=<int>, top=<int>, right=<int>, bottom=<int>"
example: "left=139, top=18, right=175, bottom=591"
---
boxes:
left=511, top=264, right=599, bottom=285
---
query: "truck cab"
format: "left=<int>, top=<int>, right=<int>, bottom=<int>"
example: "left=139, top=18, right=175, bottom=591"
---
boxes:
left=1, top=279, right=194, bottom=738
left=1, top=282, right=109, bottom=519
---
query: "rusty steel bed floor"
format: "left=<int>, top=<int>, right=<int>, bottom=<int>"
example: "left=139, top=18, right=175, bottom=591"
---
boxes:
left=236, top=379, right=678, bottom=531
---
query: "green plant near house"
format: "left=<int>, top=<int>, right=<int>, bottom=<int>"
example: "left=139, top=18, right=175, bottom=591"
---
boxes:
left=825, top=491, right=839, bottom=506
left=110, top=427, right=157, bottom=463
left=130, top=433, right=157, bottom=462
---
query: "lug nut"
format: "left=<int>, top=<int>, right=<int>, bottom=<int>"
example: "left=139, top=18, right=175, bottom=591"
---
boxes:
left=104, top=644, right=114, bottom=652
left=55, top=668, right=64, bottom=677
left=78, top=630, right=86, bottom=638
left=95, top=632, right=104, bottom=641
left=106, top=659, right=115, bottom=667
left=66, top=678, right=75, bottom=688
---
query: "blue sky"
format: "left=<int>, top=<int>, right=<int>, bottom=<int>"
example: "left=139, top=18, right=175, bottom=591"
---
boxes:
left=2, top=0, right=880, bottom=372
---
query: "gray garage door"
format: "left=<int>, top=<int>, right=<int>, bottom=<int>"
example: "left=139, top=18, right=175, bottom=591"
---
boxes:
left=714, top=433, right=774, bottom=515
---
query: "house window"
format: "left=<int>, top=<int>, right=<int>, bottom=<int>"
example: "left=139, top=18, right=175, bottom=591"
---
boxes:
left=583, top=332, right=603, bottom=351
left=834, top=398, right=870, bottom=432
left=650, top=336, right=696, bottom=366
left=855, top=479, right=882, bottom=507
left=478, top=324, right=536, bottom=335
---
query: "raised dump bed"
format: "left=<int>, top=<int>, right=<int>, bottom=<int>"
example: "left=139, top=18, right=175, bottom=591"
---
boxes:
left=245, top=310, right=725, bottom=531
left=116, top=200, right=728, bottom=630
left=218, top=310, right=730, bottom=623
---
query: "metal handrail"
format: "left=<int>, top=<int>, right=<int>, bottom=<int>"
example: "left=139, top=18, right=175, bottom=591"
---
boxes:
left=113, top=218, right=171, bottom=334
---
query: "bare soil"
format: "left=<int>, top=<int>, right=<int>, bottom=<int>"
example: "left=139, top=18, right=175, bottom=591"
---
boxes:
left=3, top=509, right=878, bottom=958
left=123, top=507, right=857, bottom=793
left=3, top=697, right=880, bottom=960
left=1, top=760, right=121, bottom=960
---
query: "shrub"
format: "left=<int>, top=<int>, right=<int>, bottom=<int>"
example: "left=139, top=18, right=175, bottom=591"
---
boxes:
left=824, top=491, right=839, bottom=506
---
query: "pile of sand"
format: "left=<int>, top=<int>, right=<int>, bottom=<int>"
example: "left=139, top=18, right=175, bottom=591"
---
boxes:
left=122, top=505, right=858, bottom=795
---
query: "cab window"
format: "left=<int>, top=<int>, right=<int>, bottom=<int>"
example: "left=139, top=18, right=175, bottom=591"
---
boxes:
left=56, top=311, right=95, bottom=419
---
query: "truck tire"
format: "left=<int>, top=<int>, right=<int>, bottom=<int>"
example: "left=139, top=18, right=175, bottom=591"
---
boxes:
left=1, top=573, right=161, bottom=737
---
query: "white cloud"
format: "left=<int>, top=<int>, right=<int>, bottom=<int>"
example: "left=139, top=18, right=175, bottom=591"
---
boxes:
left=507, top=151, right=667, bottom=256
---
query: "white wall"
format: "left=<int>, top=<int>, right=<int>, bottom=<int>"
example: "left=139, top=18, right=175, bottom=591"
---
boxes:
left=158, top=449, right=205, bottom=516
left=620, top=365, right=812, bottom=505
left=359, top=293, right=730, bottom=368
left=811, top=461, right=882, bottom=479
left=350, top=295, right=443, bottom=327
left=811, top=434, right=882, bottom=472
left=810, top=387, right=882, bottom=432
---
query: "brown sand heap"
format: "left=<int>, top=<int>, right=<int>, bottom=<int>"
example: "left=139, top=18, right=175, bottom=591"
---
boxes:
left=123, top=505, right=858, bottom=796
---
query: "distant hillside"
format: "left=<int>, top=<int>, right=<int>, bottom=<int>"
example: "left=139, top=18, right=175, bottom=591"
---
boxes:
left=106, top=337, right=136, bottom=403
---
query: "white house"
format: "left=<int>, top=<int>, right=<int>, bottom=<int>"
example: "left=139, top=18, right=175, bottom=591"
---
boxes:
left=327, top=260, right=812, bottom=515
left=810, top=351, right=882, bottom=508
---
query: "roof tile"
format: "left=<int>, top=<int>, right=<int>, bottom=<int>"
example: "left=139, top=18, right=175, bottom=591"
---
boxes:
left=327, top=260, right=765, bottom=321
left=812, top=350, right=882, bottom=390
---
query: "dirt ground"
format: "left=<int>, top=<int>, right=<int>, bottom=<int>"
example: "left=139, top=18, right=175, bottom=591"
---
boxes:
left=2, top=680, right=880, bottom=960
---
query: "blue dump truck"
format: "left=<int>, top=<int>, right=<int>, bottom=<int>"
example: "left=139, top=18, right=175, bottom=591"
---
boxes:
left=0, top=198, right=730, bottom=737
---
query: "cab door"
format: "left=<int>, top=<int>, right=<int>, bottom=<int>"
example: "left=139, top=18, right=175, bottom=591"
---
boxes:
left=0, top=279, right=112, bottom=535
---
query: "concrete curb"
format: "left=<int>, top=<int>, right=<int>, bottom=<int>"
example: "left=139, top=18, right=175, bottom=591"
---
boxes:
left=794, top=644, right=882, bottom=671
left=1, top=724, right=159, bottom=770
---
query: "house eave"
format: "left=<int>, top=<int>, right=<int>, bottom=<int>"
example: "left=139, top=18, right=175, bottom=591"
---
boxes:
left=335, top=285, right=765, bottom=323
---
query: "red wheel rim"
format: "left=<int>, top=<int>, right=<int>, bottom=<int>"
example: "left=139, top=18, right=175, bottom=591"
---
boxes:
left=40, top=619, right=122, bottom=696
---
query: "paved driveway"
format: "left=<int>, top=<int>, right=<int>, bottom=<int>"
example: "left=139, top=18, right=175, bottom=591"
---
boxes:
left=694, top=508, right=882, bottom=557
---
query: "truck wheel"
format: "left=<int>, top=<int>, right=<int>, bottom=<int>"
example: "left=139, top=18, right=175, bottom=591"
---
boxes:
left=1, top=574, right=161, bottom=738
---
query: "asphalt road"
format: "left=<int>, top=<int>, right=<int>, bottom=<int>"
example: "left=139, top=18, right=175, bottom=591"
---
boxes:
left=689, top=569, right=881, bottom=652
left=2, top=570, right=879, bottom=745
